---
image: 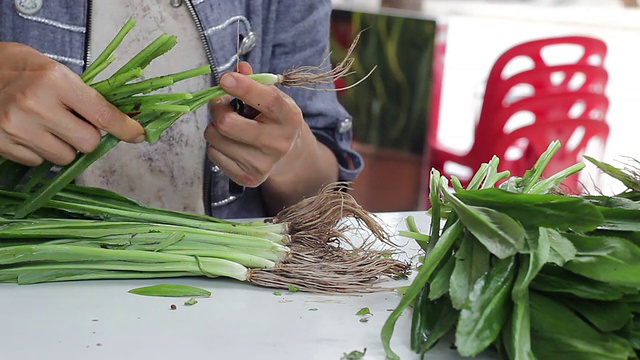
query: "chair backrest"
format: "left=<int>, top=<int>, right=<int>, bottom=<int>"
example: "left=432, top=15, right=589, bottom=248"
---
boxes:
left=479, top=36, right=607, bottom=124
left=472, top=92, right=609, bottom=162
left=493, top=119, right=610, bottom=193
left=488, top=64, right=608, bottom=111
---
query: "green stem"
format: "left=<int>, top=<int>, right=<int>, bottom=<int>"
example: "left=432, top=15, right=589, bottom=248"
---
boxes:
left=381, top=221, right=462, bottom=360
left=9, top=270, right=199, bottom=285
left=82, top=17, right=136, bottom=81
left=81, top=55, right=116, bottom=84
left=113, top=92, right=193, bottom=106
left=91, top=68, right=144, bottom=95
left=111, top=33, right=176, bottom=77
left=108, top=76, right=175, bottom=101
left=0, top=256, right=247, bottom=283
left=13, top=135, right=120, bottom=219
left=164, top=249, right=276, bottom=269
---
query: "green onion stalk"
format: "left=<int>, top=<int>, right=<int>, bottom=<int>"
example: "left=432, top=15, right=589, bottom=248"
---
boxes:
left=0, top=18, right=364, bottom=219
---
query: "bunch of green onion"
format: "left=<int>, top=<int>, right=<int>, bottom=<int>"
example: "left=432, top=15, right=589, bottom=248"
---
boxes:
left=0, top=181, right=408, bottom=292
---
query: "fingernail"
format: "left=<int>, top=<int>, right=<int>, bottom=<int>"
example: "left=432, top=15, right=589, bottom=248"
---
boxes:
left=134, top=134, right=146, bottom=143
left=220, top=73, right=237, bottom=88
left=214, top=95, right=231, bottom=104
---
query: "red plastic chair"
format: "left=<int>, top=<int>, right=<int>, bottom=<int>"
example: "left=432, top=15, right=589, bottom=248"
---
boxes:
left=425, top=36, right=609, bottom=199
left=494, top=119, right=610, bottom=193
left=480, top=36, right=607, bottom=118
left=430, top=92, right=609, bottom=185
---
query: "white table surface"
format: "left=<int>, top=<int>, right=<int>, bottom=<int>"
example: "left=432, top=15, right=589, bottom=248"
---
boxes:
left=0, top=211, right=497, bottom=360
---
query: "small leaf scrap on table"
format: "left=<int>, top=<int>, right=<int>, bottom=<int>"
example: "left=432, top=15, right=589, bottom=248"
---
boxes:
left=382, top=140, right=640, bottom=360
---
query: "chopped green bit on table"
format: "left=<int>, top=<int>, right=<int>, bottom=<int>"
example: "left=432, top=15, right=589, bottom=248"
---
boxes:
left=356, top=307, right=371, bottom=316
left=341, top=348, right=366, bottom=359
left=273, top=290, right=283, bottom=296
left=288, top=284, right=299, bottom=293
left=184, top=298, right=198, bottom=306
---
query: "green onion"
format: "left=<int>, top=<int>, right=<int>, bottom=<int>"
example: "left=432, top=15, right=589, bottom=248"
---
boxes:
left=0, top=182, right=409, bottom=293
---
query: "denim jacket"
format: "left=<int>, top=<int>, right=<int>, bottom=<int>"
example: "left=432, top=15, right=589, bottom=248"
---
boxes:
left=0, top=0, right=362, bottom=218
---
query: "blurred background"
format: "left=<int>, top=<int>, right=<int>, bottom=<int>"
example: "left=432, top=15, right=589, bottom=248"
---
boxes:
left=330, top=0, right=640, bottom=211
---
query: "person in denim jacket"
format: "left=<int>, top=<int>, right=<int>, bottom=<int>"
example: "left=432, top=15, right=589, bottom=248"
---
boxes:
left=0, top=0, right=362, bottom=218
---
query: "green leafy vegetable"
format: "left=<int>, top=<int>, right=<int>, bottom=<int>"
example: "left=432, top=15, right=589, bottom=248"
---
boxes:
left=441, top=181, right=525, bottom=259
left=341, top=348, right=366, bottom=360
left=455, top=257, right=516, bottom=356
left=385, top=140, right=640, bottom=360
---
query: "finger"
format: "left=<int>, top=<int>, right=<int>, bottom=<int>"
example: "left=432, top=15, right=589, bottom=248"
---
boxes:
left=43, top=109, right=102, bottom=154
left=0, top=142, right=44, bottom=167
left=205, top=123, right=275, bottom=182
left=236, top=61, right=253, bottom=75
left=218, top=72, right=299, bottom=123
left=20, top=131, right=78, bottom=166
left=205, top=112, right=274, bottom=150
left=57, top=68, right=145, bottom=143
left=0, top=110, right=78, bottom=165
left=230, top=62, right=260, bottom=119
left=206, top=144, right=265, bottom=187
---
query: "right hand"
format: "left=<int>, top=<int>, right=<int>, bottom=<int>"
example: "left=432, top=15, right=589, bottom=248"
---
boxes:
left=0, top=42, right=145, bottom=166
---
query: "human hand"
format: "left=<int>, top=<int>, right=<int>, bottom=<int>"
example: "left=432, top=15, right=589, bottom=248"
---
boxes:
left=206, top=62, right=314, bottom=187
left=0, top=42, right=145, bottom=166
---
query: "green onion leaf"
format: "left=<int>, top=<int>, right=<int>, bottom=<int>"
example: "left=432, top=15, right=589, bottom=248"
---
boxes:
left=128, top=284, right=211, bottom=297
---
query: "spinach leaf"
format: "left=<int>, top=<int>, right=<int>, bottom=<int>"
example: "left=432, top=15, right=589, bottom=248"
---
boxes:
left=530, top=267, right=635, bottom=301
left=454, top=189, right=604, bottom=232
left=455, top=257, right=516, bottom=356
left=546, top=229, right=577, bottom=266
left=419, top=297, right=458, bottom=354
left=449, top=231, right=490, bottom=309
left=561, top=298, right=631, bottom=332
left=564, top=234, right=640, bottom=287
left=428, top=256, right=454, bottom=301
left=441, top=182, right=525, bottom=259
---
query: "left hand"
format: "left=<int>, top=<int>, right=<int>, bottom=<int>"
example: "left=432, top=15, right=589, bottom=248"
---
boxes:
left=205, top=62, right=307, bottom=187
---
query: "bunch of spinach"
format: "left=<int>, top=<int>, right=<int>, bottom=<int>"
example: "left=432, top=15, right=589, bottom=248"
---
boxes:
left=382, top=141, right=640, bottom=360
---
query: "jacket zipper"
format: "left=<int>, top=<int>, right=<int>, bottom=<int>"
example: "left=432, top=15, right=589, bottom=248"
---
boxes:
left=83, top=0, right=93, bottom=71
left=184, top=0, right=220, bottom=83
left=184, top=0, right=228, bottom=215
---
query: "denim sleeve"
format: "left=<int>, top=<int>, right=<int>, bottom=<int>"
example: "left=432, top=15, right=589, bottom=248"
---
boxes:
left=267, top=0, right=363, bottom=181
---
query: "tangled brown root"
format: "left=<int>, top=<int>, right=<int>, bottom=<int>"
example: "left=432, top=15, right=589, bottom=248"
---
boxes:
left=248, top=183, right=410, bottom=294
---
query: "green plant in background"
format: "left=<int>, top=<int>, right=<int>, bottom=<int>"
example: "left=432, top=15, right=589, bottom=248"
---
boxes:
left=331, top=10, right=436, bottom=155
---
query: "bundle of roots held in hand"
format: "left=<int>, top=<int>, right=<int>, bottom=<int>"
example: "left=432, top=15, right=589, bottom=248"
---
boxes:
left=253, top=182, right=411, bottom=293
